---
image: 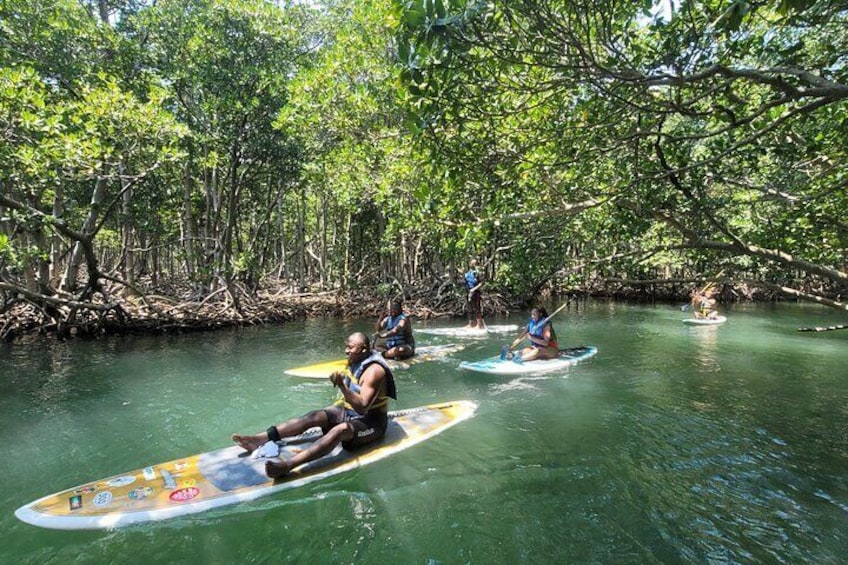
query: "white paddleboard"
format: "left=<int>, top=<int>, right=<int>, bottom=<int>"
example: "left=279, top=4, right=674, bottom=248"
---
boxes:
left=416, top=324, right=519, bottom=337
left=682, top=316, right=727, bottom=325
left=284, top=343, right=465, bottom=378
left=459, top=346, right=598, bottom=375
left=15, top=401, right=477, bottom=530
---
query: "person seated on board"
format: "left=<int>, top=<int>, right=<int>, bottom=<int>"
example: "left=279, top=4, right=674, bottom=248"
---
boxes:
left=374, top=299, right=415, bottom=360
left=509, top=307, right=559, bottom=362
left=463, top=259, right=485, bottom=329
left=232, top=332, right=397, bottom=479
left=692, top=289, right=719, bottom=319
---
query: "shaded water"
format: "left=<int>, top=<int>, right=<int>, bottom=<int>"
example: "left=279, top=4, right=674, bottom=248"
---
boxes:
left=1, top=301, right=846, bottom=563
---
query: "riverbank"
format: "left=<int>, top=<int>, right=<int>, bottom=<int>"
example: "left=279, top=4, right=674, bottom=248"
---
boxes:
left=0, top=278, right=515, bottom=343
left=0, top=276, right=809, bottom=343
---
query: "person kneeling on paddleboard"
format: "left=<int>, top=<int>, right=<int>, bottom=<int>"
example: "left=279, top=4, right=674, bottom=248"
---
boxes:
left=231, top=332, right=397, bottom=479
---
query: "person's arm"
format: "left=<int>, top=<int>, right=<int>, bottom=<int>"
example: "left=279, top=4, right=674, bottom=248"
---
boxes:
left=509, top=327, right=529, bottom=349
left=331, top=364, right=384, bottom=414
left=380, top=316, right=407, bottom=338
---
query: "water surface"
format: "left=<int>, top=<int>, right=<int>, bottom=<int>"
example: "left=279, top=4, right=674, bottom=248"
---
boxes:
left=1, top=301, right=846, bottom=563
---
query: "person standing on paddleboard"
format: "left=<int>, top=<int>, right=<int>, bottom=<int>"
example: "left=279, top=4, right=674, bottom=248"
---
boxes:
left=463, top=260, right=485, bottom=329
left=231, top=332, right=397, bottom=479
left=374, top=299, right=415, bottom=360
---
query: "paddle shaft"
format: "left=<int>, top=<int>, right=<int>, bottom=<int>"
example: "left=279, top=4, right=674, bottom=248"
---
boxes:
left=686, top=271, right=725, bottom=310
left=698, top=269, right=726, bottom=295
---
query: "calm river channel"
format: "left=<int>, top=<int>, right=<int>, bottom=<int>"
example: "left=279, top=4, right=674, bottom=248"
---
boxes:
left=1, top=300, right=846, bottom=564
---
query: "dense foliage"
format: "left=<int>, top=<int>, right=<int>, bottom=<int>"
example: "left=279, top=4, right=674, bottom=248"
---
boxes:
left=395, top=0, right=848, bottom=306
left=1, top=0, right=846, bottom=338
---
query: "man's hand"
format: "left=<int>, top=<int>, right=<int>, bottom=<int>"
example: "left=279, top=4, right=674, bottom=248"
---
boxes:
left=329, top=371, right=346, bottom=388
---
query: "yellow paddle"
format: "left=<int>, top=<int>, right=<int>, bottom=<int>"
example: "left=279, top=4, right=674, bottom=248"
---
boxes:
left=682, top=271, right=725, bottom=311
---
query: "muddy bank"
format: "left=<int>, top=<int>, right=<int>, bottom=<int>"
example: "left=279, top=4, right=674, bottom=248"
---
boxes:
left=0, top=277, right=803, bottom=343
left=0, top=280, right=518, bottom=343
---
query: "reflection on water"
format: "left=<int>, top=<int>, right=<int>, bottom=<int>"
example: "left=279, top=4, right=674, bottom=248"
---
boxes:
left=689, top=324, right=721, bottom=373
left=1, top=301, right=847, bottom=563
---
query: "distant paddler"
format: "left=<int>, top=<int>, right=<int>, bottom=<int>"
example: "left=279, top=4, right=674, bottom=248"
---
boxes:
left=463, top=259, right=485, bottom=329
left=690, top=280, right=720, bottom=319
left=374, top=299, right=415, bottom=360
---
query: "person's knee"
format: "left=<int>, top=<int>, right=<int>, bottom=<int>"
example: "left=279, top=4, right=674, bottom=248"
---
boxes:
left=328, top=422, right=354, bottom=442
left=305, top=409, right=329, bottom=428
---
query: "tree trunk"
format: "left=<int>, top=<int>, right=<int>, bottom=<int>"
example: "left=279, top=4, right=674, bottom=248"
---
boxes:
left=182, top=160, right=196, bottom=280
left=121, top=164, right=135, bottom=291
left=62, top=176, right=107, bottom=293
left=51, top=183, right=64, bottom=285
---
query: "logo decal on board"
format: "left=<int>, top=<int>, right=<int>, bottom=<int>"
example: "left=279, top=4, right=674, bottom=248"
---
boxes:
left=169, top=487, right=200, bottom=503
left=69, top=495, right=83, bottom=511
left=93, top=491, right=113, bottom=507
left=161, top=469, right=177, bottom=490
left=128, top=486, right=154, bottom=501
left=107, top=476, right=136, bottom=487
left=143, top=467, right=157, bottom=481
left=74, top=485, right=97, bottom=495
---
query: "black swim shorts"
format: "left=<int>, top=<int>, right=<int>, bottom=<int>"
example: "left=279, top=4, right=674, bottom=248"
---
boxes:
left=323, top=406, right=388, bottom=450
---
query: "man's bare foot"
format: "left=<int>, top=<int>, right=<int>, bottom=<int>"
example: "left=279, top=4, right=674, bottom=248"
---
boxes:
left=231, top=433, right=264, bottom=453
left=265, top=459, right=292, bottom=479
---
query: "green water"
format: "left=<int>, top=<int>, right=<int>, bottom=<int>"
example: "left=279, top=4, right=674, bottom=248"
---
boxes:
left=1, top=301, right=846, bottom=564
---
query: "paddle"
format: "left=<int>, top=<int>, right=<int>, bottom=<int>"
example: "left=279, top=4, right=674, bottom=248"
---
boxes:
left=682, top=273, right=723, bottom=312
left=373, top=302, right=393, bottom=347
left=501, top=299, right=573, bottom=360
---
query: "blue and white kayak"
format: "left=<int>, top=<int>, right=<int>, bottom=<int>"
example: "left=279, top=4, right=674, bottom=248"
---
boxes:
left=459, top=345, right=598, bottom=375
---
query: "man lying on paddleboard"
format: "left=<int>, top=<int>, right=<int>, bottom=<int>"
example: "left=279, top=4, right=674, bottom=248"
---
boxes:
left=232, top=332, right=397, bottom=479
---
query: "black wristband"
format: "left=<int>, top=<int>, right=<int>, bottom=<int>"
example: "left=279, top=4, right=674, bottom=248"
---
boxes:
left=266, top=425, right=281, bottom=442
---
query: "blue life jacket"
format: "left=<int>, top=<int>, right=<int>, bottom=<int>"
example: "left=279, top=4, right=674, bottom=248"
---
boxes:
left=384, top=313, right=409, bottom=348
left=342, top=352, right=397, bottom=411
left=526, top=318, right=558, bottom=349
left=528, top=318, right=545, bottom=338
left=465, top=269, right=478, bottom=290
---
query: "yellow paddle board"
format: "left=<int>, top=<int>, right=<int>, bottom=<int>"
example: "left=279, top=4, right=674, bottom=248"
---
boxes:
left=15, top=401, right=477, bottom=530
left=284, top=343, right=465, bottom=378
